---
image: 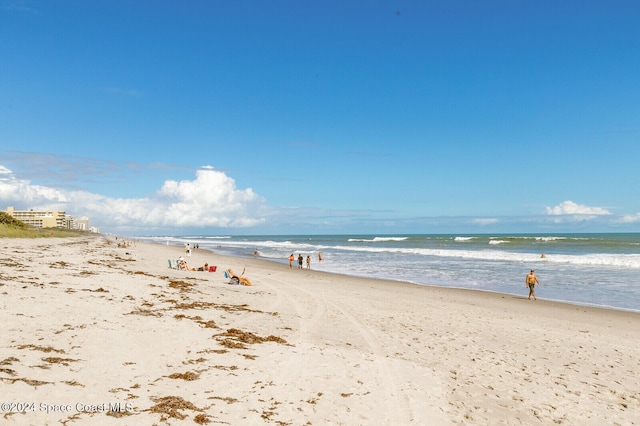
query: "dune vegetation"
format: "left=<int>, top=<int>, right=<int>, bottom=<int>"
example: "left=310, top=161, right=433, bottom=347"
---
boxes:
left=0, top=211, right=92, bottom=238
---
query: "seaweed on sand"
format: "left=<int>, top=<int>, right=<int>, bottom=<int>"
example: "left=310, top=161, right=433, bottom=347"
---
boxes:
left=148, top=396, right=202, bottom=420
left=213, top=328, right=288, bottom=350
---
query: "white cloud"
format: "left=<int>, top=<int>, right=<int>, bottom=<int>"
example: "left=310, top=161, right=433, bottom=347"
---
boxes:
left=472, top=218, right=498, bottom=225
left=619, top=213, right=640, bottom=223
left=0, top=166, right=69, bottom=204
left=545, top=200, right=611, bottom=216
left=154, top=167, right=265, bottom=227
left=0, top=165, right=266, bottom=231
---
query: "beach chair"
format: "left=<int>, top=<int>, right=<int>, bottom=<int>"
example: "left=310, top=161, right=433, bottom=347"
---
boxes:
left=168, top=259, right=178, bottom=269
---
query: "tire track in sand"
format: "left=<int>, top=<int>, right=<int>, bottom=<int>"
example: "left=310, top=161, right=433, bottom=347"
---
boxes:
left=257, top=270, right=446, bottom=424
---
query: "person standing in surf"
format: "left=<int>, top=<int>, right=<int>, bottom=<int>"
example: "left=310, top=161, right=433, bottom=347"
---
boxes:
left=526, top=270, right=540, bottom=300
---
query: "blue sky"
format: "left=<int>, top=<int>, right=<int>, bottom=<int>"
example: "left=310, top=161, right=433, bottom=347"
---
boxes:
left=1, top=0, right=639, bottom=235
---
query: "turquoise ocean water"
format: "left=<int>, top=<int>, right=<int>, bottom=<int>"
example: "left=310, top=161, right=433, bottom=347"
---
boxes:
left=146, top=233, right=640, bottom=312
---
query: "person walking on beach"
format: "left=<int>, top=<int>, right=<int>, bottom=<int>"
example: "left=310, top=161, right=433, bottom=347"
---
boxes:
left=298, top=254, right=304, bottom=269
left=306, top=255, right=311, bottom=269
left=289, top=254, right=294, bottom=269
left=526, top=270, right=540, bottom=300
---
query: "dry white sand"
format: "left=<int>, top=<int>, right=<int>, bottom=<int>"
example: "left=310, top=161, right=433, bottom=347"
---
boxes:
left=1, top=236, right=639, bottom=425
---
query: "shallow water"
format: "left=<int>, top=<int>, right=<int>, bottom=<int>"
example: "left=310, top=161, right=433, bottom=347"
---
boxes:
left=146, top=233, right=640, bottom=312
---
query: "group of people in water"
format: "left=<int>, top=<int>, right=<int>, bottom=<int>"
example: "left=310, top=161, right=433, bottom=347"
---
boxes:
left=289, top=254, right=311, bottom=269
left=288, top=251, right=323, bottom=269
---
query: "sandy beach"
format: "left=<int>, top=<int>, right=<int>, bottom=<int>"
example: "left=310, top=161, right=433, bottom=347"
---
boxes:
left=1, top=236, right=639, bottom=425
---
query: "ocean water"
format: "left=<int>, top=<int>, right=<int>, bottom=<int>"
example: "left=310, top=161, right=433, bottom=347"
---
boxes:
left=146, top=234, right=640, bottom=312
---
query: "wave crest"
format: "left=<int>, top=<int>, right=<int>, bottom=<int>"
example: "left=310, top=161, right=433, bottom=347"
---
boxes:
left=348, top=236, right=408, bottom=243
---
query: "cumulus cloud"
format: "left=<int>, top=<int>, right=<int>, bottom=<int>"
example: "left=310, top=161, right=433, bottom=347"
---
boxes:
left=0, top=166, right=69, bottom=203
left=0, top=165, right=266, bottom=231
left=545, top=201, right=611, bottom=216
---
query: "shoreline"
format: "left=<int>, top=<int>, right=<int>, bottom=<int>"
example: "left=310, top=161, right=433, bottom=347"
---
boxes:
left=145, top=233, right=640, bottom=314
left=2, top=236, right=639, bottom=424
left=166, top=238, right=640, bottom=315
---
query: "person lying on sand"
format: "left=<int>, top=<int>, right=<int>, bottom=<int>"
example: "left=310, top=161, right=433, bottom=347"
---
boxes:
left=177, top=258, right=195, bottom=271
left=226, top=268, right=253, bottom=286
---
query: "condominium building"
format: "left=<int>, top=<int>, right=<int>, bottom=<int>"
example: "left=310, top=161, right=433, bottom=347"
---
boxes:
left=4, top=206, right=91, bottom=230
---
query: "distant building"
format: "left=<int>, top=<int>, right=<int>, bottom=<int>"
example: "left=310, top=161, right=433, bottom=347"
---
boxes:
left=74, top=216, right=90, bottom=231
left=4, top=206, right=94, bottom=231
left=5, top=206, right=67, bottom=228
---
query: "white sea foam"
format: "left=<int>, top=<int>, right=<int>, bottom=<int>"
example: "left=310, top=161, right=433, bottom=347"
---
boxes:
left=142, top=233, right=640, bottom=311
left=348, top=236, right=409, bottom=242
left=166, top=234, right=640, bottom=270
left=535, top=236, right=568, bottom=241
left=321, top=244, right=640, bottom=269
